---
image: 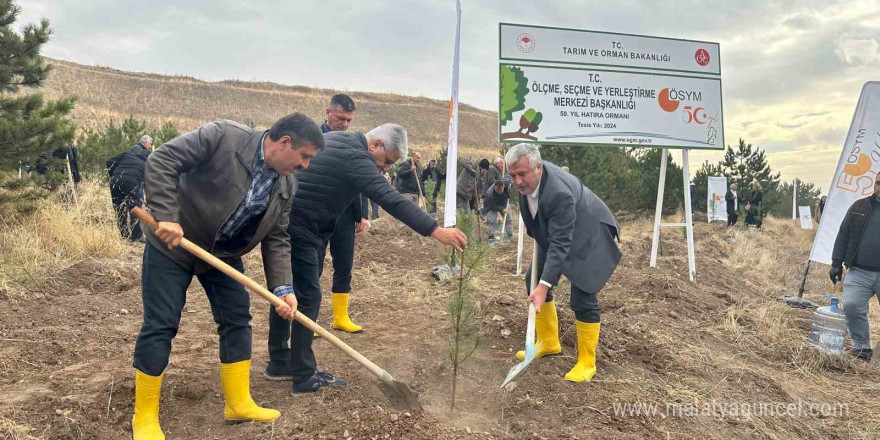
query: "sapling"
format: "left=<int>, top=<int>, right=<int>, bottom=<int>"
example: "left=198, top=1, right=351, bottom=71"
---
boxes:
left=447, top=211, right=489, bottom=411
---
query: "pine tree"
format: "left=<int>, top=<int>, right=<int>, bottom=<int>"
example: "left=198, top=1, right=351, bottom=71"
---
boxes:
left=720, top=138, right=780, bottom=190
left=0, top=1, right=75, bottom=168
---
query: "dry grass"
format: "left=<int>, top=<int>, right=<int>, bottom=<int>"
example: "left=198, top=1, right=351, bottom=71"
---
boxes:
left=41, top=58, right=502, bottom=159
left=0, top=180, right=131, bottom=292
left=0, top=415, right=41, bottom=440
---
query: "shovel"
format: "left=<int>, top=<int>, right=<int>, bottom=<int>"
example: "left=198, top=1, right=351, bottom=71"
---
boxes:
left=132, top=207, right=422, bottom=412
left=502, top=242, right=542, bottom=387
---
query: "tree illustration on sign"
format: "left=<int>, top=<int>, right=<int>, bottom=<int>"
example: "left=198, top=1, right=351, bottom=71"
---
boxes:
left=502, top=107, right=543, bottom=140
left=500, top=65, right=528, bottom=127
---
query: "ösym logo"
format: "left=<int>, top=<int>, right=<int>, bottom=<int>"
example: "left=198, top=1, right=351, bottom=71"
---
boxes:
left=516, top=33, right=536, bottom=53
left=695, top=49, right=710, bottom=67
left=657, top=88, right=680, bottom=112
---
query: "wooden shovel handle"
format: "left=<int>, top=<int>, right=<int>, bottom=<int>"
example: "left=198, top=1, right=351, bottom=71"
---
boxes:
left=131, top=207, right=390, bottom=380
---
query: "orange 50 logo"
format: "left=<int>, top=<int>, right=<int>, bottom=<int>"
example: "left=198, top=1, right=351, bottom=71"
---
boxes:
left=658, top=88, right=708, bottom=124
left=835, top=129, right=875, bottom=195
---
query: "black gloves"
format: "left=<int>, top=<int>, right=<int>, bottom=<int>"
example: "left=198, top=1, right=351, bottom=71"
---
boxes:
left=829, top=266, right=843, bottom=284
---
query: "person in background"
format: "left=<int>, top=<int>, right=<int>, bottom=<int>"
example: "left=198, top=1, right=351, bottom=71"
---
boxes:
left=725, top=183, right=739, bottom=227
left=107, top=136, right=154, bottom=241
left=829, top=172, right=880, bottom=362
left=745, top=181, right=763, bottom=228
left=817, top=195, right=827, bottom=223
left=456, top=158, right=479, bottom=213
left=421, top=159, right=445, bottom=214
left=396, top=152, right=423, bottom=205
left=483, top=179, right=513, bottom=244
left=482, top=157, right=503, bottom=195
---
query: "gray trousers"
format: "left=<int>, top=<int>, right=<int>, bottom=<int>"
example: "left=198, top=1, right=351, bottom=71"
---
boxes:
left=486, top=209, right=513, bottom=238
left=842, top=267, right=880, bottom=349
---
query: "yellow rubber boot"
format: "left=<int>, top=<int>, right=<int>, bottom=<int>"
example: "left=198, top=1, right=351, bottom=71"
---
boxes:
left=220, top=360, right=281, bottom=424
left=564, top=321, right=600, bottom=382
left=516, top=301, right=563, bottom=361
left=331, top=293, right=363, bottom=333
left=132, top=370, right=165, bottom=440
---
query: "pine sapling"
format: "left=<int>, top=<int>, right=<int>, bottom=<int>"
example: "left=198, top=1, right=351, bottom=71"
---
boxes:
left=447, top=212, right=489, bottom=412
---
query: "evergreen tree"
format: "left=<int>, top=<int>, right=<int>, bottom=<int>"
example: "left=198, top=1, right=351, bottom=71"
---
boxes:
left=0, top=1, right=75, bottom=168
left=720, top=138, right=780, bottom=190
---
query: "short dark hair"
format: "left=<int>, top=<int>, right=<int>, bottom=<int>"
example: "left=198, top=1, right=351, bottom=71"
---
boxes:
left=268, top=113, right=325, bottom=152
left=329, top=94, right=356, bottom=112
left=479, top=158, right=490, bottom=170
left=494, top=180, right=505, bottom=188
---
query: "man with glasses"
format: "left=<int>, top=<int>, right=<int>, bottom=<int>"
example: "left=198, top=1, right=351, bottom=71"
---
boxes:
left=265, top=123, right=467, bottom=393
left=830, top=172, right=880, bottom=362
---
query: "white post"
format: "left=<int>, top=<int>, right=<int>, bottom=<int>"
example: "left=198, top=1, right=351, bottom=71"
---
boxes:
left=682, top=150, right=696, bottom=281
left=649, top=149, right=669, bottom=268
left=516, top=214, right=525, bottom=275
left=792, top=179, right=797, bottom=221
left=18, top=160, right=22, bottom=179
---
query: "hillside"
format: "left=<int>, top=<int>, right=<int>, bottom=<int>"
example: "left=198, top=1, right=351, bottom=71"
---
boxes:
left=1, top=183, right=878, bottom=440
left=41, top=58, right=501, bottom=159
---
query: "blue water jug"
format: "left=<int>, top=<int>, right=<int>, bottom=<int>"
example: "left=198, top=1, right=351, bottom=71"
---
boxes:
left=808, top=296, right=847, bottom=355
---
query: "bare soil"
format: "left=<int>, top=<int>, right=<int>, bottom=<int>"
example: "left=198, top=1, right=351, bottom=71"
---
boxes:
left=1, top=215, right=878, bottom=439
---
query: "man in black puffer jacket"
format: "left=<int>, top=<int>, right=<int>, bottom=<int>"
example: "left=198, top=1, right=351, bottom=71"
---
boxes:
left=266, top=123, right=467, bottom=393
left=106, top=136, right=153, bottom=240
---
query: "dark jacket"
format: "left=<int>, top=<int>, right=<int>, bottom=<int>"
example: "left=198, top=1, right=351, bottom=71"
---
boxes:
left=832, top=196, right=874, bottom=269
left=396, top=158, right=423, bottom=195
left=144, top=120, right=296, bottom=289
left=321, top=123, right=364, bottom=223
left=484, top=164, right=503, bottom=194
left=483, top=185, right=510, bottom=212
left=290, top=131, right=438, bottom=245
left=108, top=144, right=151, bottom=183
left=725, top=189, right=737, bottom=214
left=520, top=161, right=621, bottom=293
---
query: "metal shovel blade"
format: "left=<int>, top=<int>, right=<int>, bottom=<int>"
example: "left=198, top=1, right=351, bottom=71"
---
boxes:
left=502, top=302, right=539, bottom=388
left=377, top=375, right=423, bottom=412
left=502, top=341, right=542, bottom=388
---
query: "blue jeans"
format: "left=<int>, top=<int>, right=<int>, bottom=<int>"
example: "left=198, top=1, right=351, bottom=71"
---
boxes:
left=133, top=241, right=252, bottom=375
left=842, top=267, right=880, bottom=349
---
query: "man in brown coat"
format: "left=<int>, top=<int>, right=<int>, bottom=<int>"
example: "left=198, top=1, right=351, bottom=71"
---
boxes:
left=131, top=113, right=324, bottom=440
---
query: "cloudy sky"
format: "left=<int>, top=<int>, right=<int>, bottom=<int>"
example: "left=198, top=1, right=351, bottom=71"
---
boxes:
left=20, top=0, right=880, bottom=192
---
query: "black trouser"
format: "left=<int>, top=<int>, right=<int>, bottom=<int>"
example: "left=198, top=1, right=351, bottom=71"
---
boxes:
left=133, top=241, right=252, bottom=376
left=327, top=209, right=356, bottom=294
left=526, top=245, right=600, bottom=323
left=267, top=233, right=328, bottom=381
left=727, top=211, right=738, bottom=226
left=110, top=177, right=143, bottom=240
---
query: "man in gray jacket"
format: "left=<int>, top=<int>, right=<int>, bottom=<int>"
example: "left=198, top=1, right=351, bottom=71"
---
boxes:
left=132, top=114, right=323, bottom=439
left=507, top=143, right=621, bottom=383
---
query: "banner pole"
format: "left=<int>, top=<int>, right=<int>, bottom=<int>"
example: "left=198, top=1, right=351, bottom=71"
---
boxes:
left=649, top=149, right=669, bottom=268
left=682, top=149, right=696, bottom=281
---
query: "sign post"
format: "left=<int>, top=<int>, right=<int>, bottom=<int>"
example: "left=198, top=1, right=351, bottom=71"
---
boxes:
left=499, top=23, right=723, bottom=281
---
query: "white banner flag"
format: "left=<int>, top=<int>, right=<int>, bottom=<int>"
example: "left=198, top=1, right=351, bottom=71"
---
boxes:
left=442, top=0, right=462, bottom=228
left=707, top=176, right=728, bottom=222
left=810, top=82, right=880, bottom=264
left=799, top=206, right=813, bottom=230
